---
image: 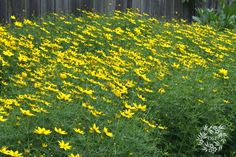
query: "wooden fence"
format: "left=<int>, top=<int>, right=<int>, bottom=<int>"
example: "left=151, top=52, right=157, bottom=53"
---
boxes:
left=0, top=0, right=233, bottom=23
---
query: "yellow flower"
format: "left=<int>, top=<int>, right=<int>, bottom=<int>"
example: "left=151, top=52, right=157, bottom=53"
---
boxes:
left=42, top=143, right=48, bottom=148
left=89, top=123, right=101, bottom=134
left=124, top=102, right=136, bottom=110
left=114, top=27, right=124, bottom=35
left=34, top=127, right=51, bottom=135
left=14, top=21, right=23, bottom=27
left=144, top=88, right=153, bottom=93
left=137, top=94, right=146, bottom=102
left=223, top=76, right=229, bottom=79
left=68, top=153, right=81, bottom=157
left=172, top=62, right=180, bottom=69
left=23, top=19, right=33, bottom=25
left=120, top=109, right=135, bottom=119
left=58, top=140, right=72, bottom=151
left=157, top=124, right=168, bottom=130
left=0, top=116, right=7, bottom=122
left=134, top=104, right=147, bottom=112
left=219, top=68, right=228, bottom=76
left=10, top=15, right=16, bottom=20
left=3, top=50, right=14, bottom=57
left=213, top=72, right=220, bottom=78
left=134, top=28, right=141, bottom=35
left=18, top=54, right=28, bottom=62
left=0, top=146, right=23, bottom=157
left=21, top=72, right=27, bottom=77
left=140, top=118, right=156, bottom=128
left=20, top=108, right=35, bottom=116
left=54, top=127, right=68, bottom=135
left=57, top=92, right=72, bottom=102
left=182, top=76, right=188, bottom=80
left=64, top=21, right=71, bottom=25
left=197, top=99, right=204, bottom=104
left=34, top=82, right=42, bottom=88
left=73, top=128, right=85, bottom=135
left=0, top=146, right=9, bottom=154
left=212, top=89, right=218, bottom=92
left=223, top=99, right=230, bottom=104
left=6, top=150, right=23, bottom=157
left=104, top=33, right=112, bottom=40
left=103, top=127, right=113, bottom=138
left=60, top=73, right=67, bottom=79
left=158, top=88, right=166, bottom=94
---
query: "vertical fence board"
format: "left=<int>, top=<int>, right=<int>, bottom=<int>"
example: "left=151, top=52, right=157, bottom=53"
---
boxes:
left=115, top=0, right=122, bottom=10
left=0, top=0, right=8, bottom=23
left=106, top=0, right=116, bottom=14
left=174, top=0, right=183, bottom=19
left=29, top=0, right=40, bottom=18
left=147, top=0, right=152, bottom=14
left=40, top=0, right=47, bottom=16
left=55, top=0, right=62, bottom=13
left=24, top=0, right=30, bottom=18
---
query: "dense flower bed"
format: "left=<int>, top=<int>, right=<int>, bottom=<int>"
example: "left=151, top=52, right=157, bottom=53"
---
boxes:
left=0, top=11, right=236, bottom=157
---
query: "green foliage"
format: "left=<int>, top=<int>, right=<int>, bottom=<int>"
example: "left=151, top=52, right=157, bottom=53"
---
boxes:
left=153, top=69, right=236, bottom=156
left=193, top=0, right=236, bottom=30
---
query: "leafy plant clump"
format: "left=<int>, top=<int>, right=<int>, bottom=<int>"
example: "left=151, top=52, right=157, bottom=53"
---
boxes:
left=0, top=11, right=236, bottom=156
left=193, top=0, right=236, bottom=30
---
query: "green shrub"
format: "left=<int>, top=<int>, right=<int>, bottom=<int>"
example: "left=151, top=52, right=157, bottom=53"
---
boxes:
left=193, top=0, right=236, bottom=30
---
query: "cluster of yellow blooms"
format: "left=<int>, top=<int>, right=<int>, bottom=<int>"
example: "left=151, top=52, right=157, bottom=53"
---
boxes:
left=0, top=10, right=235, bottom=156
left=0, top=146, right=23, bottom=157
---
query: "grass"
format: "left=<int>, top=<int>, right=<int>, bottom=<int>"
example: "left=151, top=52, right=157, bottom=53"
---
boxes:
left=0, top=10, right=236, bottom=157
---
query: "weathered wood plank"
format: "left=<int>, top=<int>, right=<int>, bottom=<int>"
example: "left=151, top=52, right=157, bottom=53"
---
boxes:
left=174, top=0, right=183, bottom=19
left=115, top=0, right=122, bottom=10
left=0, top=0, right=8, bottom=23
left=29, top=0, right=40, bottom=18
left=40, top=0, right=47, bottom=16
left=106, top=0, right=116, bottom=14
